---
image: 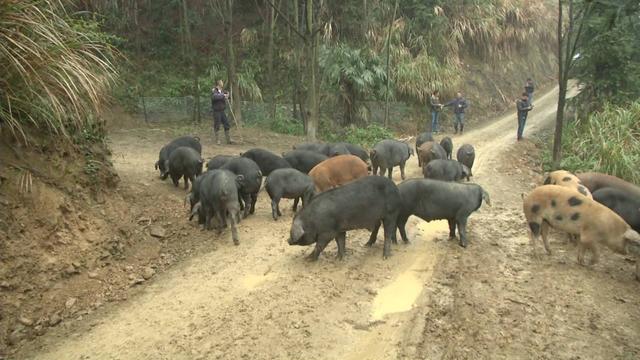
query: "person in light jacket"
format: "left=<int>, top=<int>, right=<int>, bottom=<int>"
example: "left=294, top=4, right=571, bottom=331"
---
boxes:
left=429, top=90, right=443, bottom=133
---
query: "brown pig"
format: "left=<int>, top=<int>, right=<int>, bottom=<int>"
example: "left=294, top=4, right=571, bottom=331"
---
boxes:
left=417, top=141, right=447, bottom=168
left=308, top=155, right=368, bottom=193
left=543, top=170, right=592, bottom=198
left=523, top=185, right=640, bottom=280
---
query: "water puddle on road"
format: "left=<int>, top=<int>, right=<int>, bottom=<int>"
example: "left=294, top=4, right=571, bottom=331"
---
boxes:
left=370, top=220, right=448, bottom=321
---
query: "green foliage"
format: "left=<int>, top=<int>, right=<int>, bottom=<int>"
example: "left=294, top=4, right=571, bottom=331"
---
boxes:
left=319, top=43, right=387, bottom=125
left=573, top=0, right=640, bottom=109
left=321, top=124, right=395, bottom=149
left=242, top=104, right=304, bottom=136
left=269, top=115, right=304, bottom=136
left=543, top=102, right=640, bottom=184
left=0, top=0, right=119, bottom=144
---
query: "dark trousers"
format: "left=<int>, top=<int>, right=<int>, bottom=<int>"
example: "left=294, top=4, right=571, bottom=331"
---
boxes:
left=517, top=112, right=528, bottom=139
left=213, top=111, right=230, bottom=132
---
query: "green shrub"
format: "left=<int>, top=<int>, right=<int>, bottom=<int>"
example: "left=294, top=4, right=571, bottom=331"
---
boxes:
left=270, top=114, right=304, bottom=136
left=321, top=124, right=395, bottom=148
left=544, top=102, right=640, bottom=184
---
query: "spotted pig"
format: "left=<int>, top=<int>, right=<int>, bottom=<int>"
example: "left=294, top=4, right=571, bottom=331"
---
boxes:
left=523, top=185, right=640, bottom=280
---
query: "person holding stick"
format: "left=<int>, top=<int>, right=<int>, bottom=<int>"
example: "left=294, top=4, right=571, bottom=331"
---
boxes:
left=211, top=80, right=232, bottom=145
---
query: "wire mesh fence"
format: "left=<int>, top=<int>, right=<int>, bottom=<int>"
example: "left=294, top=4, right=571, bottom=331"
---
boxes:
left=135, top=96, right=421, bottom=128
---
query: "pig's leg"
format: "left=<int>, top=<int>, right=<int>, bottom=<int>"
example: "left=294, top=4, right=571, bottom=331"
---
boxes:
left=183, top=175, right=190, bottom=190
left=382, top=215, right=397, bottom=259
left=293, top=197, right=300, bottom=212
left=308, top=234, right=332, bottom=261
left=397, top=215, right=410, bottom=244
left=577, top=242, right=586, bottom=265
left=270, top=197, right=280, bottom=220
left=366, top=221, right=381, bottom=247
left=587, top=239, right=599, bottom=266
left=335, top=232, right=347, bottom=259
left=400, top=161, right=406, bottom=180
left=386, top=167, right=393, bottom=180
left=171, top=173, right=180, bottom=187
left=541, top=221, right=551, bottom=255
left=250, top=193, right=258, bottom=214
left=242, top=193, right=252, bottom=218
left=447, top=219, right=456, bottom=239
left=457, top=216, right=469, bottom=248
left=229, top=210, right=239, bottom=245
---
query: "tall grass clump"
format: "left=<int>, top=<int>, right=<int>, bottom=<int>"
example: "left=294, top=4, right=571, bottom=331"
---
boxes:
left=0, top=0, right=119, bottom=144
left=546, top=102, right=640, bottom=184
left=322, top=124, right=395, bottom=149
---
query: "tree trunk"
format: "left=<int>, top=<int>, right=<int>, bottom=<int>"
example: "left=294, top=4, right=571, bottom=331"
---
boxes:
left=383, top=0, right=398, bottom=127
left=225, top=0, right=242, bottom=124
left=194, top=74, right=201, bottom=123
left=305, top=0, right=318, bottom=141
left=552, top=0, right=565, bottom=168
left=182, top=0, right=199, bottom=123
left=267, top=1, right=278, bottom=119
left=293, top=0, right=306, bottom=128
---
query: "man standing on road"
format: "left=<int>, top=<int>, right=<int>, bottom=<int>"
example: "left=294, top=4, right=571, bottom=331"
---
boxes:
left=444, top=92, right=469, bottom=134
left=524, top=78, right=535, bottom=105
left=211, top=80, right=232, bottom=145
left=516, top=91, right=533, bottom=141
left=429, top=90, right=443, bottom=133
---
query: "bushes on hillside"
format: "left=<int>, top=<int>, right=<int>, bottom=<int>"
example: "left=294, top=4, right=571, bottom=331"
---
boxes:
left=545, top=102, right=640, bottom=184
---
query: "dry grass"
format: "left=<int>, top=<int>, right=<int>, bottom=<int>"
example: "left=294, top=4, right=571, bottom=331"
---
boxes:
left=0, top=0, right=119, bottom=144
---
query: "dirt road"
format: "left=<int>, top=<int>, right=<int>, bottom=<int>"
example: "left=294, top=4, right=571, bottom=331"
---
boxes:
left=18, top=87, right=640, bottom=360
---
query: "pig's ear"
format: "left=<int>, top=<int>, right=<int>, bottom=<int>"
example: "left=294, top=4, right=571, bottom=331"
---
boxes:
left=543, top=175, right=551, bottom=185
left=624, top=228, right=640, bottom=243
left=236, top=174, right=245, bottom=185
left=189, top=202, right=201, bottom=221
left=291, top=218, right=305, bottom=240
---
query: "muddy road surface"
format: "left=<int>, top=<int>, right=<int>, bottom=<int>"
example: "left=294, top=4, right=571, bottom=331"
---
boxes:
left=18, top=87, right=640, bottom=359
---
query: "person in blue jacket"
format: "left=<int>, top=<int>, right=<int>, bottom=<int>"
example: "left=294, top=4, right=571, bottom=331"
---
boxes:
left=444, top=92, right=469, bottom=134
left=516, top=92, right=533, bottom=140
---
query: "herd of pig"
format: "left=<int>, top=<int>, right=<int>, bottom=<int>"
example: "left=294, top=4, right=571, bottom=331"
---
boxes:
left=154, top=133, right=640, bottom=280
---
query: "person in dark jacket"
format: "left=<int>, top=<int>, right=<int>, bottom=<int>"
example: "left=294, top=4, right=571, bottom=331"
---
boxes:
left=211, top=80, right=231, bottom=145
left=429, top=90, right=443, bottom=133
left=524, top=78, right=534, bottom=105
left=516, top=92, right=533, bottom=140
left=444, top=92, right=469, bottom=134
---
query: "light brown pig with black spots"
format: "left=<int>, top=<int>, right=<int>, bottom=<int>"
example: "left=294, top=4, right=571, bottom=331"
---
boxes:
left=308, top=155, right=368, bottom=193
left=543, top=170, right=592, bottom=198
left=523, top=185, right=640, bottom=280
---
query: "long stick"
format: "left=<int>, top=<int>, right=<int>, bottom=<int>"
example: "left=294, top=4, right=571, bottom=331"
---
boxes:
left=225, top=94, right=244, bottom=143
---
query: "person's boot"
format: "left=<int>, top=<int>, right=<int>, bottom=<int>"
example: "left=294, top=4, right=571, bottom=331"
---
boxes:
left=224, top=130, right=232, bottom=144
left=460, top=124, right=464, bottom=134
left=214, top=131, right=220, bottom=145
left=454, top=125, right=458, bottom=134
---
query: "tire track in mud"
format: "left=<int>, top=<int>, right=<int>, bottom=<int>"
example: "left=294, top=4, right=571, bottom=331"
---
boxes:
left=18, top=86, right=595, bottom=360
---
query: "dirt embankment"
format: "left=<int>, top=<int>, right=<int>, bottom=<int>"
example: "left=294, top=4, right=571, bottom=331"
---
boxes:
left=3, top=86, right=640, bottom=360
